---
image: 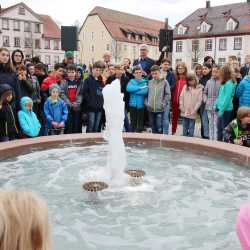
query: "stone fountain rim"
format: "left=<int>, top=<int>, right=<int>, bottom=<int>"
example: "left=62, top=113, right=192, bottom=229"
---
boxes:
left=0, top=133, right=249, bottom=167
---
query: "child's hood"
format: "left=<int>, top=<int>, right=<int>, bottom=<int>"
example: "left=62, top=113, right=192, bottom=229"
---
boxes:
left=0, top=84, right=13, bottom=97
left=20, top=96, right=33, bottom=112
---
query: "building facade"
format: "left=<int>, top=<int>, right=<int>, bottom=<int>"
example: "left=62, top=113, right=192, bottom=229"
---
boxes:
left=173, top=1, right=250, bottom=71
left=79, top=6, right=166, bottom=65
left=0, top=2, right=64, bottom=67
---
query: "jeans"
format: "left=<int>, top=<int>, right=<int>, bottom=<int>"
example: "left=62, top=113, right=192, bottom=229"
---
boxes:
left=87, top=112, right=102, bottom=133
left=207, top=110, right=218, bottom=140
left=149, top=112, right=163, bottom=134
left=217, top=111, right=233, bottom=141
left=130, top=107, right=144, bottom=133
left=124, top=109, right=130, bottom=132
left=182, top=117, right=195, bottom=137
left=162, top=105, right=170, bottom=135
left=199, top=104, right=209, bottom=139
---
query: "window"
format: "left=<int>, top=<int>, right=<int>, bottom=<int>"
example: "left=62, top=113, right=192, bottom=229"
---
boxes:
left=219, top=38, right=227, bottom=51
left=13, top=20, right=20, bottom=31
left=54, top=56, right=60, bottom=64
left=218, top=58, right=226, bottom=67
left=135, top=35, right=139, bottom=41
left=91, top=45, right=94, bottom=52
left=192, top=40, right=199, bottom=52
left=3, top=36, right=10, bottom=47
left=54, top=40, right=59, bottom=50
left=127, top=33, right=132, bottom=39
left=35, top=39, right=41, bottom=49
left=34, top=23, right=40, bottom=33
left=19, top=6, right=25, bottom=15
left=176, top=41, right=183, bottom=52
left=45, top=55, right=51, bottom=65
left=91, top=32, right=94, bottom=40
left=25, top=38, right=32, bottom=48
left=45, top=39, right=50, bottom=49
left=178, top=26, right=184, bottom=35
left=2, top=19, right=9, bottom=30
left=227, top=21, right=234, bottom=31
left=24, top=22, right=31, bottom=32
left=106, top=44, right=110, bottom=51
left=201, top=24, right=207, bottom=33
left=124, top=45, right=127, bottom=51
left=234, top=37, right=242, bottom=50
left=205, top=39, right=213, bottom=51
left=14, top=37, right=21, bottom=47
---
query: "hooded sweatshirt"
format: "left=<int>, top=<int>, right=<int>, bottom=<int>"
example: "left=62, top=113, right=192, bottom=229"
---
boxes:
left=179, top=84, right=203, bottom=119
left=18, top=97, right=41, bottom=137
left=236, top=76, right=250, bottom=107
left=145, top=77, right=171, bottom=112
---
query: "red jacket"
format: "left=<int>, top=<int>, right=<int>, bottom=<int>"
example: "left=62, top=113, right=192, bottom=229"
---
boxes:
left=41, top=75, right=60, bottom=91
left=172, top=77, right=187, bottom=105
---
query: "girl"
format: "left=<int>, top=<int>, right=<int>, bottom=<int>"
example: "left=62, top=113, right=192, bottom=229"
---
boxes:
left=203, top=65, right=221, bottom=140
left=11, top=49, right=24, bottom=71
left=199, top=63, right=212, bottom=139
left=179, top=74, right=203, bottom=137
left=0, top=48, right=20, bottom=110
left=172, top=62, right=188, bottom=135
left=0, top=190, right=52, bottom=250
left=215, top=65, right=236, bottom=141
left=194, top=64, right=203, bottom=80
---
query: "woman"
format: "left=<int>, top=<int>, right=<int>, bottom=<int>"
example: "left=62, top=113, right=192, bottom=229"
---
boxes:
left=0, top=48, right=20, bottom=110
left=11, top=49, right=24, bottom=71
left=215, top=65, right=236, bottom=141
left=172, top=62, right=188, bottom=135
left=0, top=190, right=52, bottom=250
left=194, top=64, right=203, bottom=80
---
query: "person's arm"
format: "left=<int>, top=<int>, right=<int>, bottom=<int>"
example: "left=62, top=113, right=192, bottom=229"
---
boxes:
left=168, top=72, right=176, bottom=92
left=179, top=88, right=184, bottom=113
left=41, top=77, right=50, bottom=91
left=18, top=111, right=33, bottom=135
left=60, top=80, right=72, bottom=107
left=136, top=84, right=148, bottom=95
left=163, top=81, right=171, bottom=105
left=236, top=79, right=244, bottom=98
left=43, top=101, right=53, bottom=124
left=61, top=100, right=69, bottom=123
left=218, top=82, right=235, bottom=117
left=223, top=122, right=236, bottom=143
left=126, top=81, right=141, bottom=93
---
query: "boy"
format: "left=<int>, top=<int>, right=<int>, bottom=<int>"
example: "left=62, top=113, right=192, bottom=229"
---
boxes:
left=145, top=65, right=171, bottom=134
left=82, top=61, right=104, bottom=133
left=60, top=64, right=83, bottom=134
left=126, top=66, right=148, bottom=133
left=0, top=84, right=19, bottom=142
left=44, top=84, right=68, bottom=136
left=223, top=107, right=250, bottom=147
left=16, top=65, right=34, bottom=99
left=18, top=97, right=41, bottom=138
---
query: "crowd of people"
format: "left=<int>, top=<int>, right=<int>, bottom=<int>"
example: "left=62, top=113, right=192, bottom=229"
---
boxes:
left=0, top=45, right=250, bottom=147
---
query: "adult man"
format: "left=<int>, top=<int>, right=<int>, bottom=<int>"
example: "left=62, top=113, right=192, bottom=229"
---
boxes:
left=133, top=44, right=155, bottom=77
left=62, top=51, right=75, bottom=67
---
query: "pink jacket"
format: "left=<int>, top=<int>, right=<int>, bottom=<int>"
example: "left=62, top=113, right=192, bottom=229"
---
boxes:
left=179, top=84, right=203, bottom=119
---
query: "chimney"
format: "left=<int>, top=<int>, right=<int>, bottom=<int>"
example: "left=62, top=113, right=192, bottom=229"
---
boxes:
left=206, top=1, right=211, bottom=8
left=165, top=18, right=169, bottom=29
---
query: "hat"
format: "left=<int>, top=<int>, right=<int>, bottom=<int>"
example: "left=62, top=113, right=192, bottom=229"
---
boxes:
left=49, top=84, right=61, bottom=94
left=65, top=51, right=74, bottom=59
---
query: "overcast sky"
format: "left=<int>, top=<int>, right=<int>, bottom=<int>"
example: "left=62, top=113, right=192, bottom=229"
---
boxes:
left=1, top=0, right=242, bottom=27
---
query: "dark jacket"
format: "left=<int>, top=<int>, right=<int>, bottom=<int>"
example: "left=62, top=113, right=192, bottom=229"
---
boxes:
left=106, top=74, right=130, bottom=109
left=19, top=79, right=35, bottom=98
left=0, top=84, right=19, bottom=137
left=240, top=65, right=249, bottom=78
left=199, top=74, right=211, bottom=87
left=82, top=75, right=104, bottom=112
left=166, top=70, right=176, bottom=91
left=0, top=65, right=21, bottom=110
left=29, top=75, right=41, bottom=103
left=133, top=57, right=155, bottom=76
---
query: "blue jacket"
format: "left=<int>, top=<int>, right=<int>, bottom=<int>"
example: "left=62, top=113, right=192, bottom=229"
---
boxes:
left=166, top=70, right=176, bottom=91
left=126, top=78, right=148, bottom=109
left=44, top=97, right=68, bottom=128
left=133, top=57, right=155, bottom=76
left=236, top=76, right=250, bottom=107
left=18, top=97, right=41, bottom=137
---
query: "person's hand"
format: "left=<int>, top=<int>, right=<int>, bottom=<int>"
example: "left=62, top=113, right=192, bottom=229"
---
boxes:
left=18, top=74, right=23, bottom=81
left=58, top=122, right=65, bottom=128
left=52, top=121, right=59, bottom=128
left=234, top=139, right=243, bottom=146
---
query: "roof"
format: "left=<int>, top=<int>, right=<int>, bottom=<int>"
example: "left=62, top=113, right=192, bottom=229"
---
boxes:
left=174, top=2, right=250, bottom=39
left=40, top=14, right=61, bottom=39
left=0, top=2, right=60, bottom=39
left=86, top=6, right=168, bottom=45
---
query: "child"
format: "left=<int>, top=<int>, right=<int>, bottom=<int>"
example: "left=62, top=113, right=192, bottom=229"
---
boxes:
left=203, top=65, right=221, bottom=140
left=172, top=62, right=188, bottom=135
left=0, top=84, right=19, bottom=142
left=236, top=68, right=250, bottom=108
left=194, top=64, right=203, bottom=80
left=199, top=63, right=212, bottom=139
left=215, top=65, right=236, bottom=141
left=18, top=97, right=41, bottom=138
left=179, top=74, right=203, bottom=137
left=60, top=64, right=83, bottom=134
left=82, top=61, right=104, bottom=133
left=223, top=107, right=250, bottom=147
left=126, top=66, right=148, bottom=133
left=145, top=65, right=171, bottom=134
left=44, top=84, right=68, bottom=136
left=16, top=65, right=34, bottom=99
left=0, top=190, right=52, bottom=250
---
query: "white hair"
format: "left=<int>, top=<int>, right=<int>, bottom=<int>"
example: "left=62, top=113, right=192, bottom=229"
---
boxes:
left=139, top=44, right=149, bottom=51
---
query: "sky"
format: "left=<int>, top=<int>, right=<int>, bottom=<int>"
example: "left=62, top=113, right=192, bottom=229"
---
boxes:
left=1, top=0, right=243, bottom=27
